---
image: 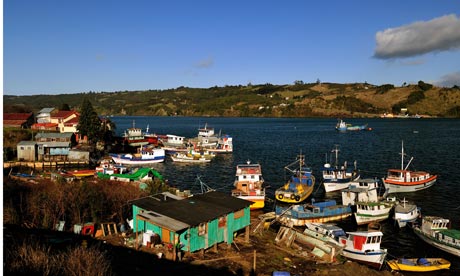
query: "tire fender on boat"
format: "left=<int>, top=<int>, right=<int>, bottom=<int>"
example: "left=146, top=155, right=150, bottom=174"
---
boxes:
left=295, top=195, right=300, bottom=201
left=278, top=194, right=284, bottom=200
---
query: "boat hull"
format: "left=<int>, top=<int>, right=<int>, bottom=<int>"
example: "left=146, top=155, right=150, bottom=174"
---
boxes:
left=277, top=212, right=353, bottom=227
left=384, top=177, right=437, bottom=193
left=323, top=180, right=359, bottom=193
left=236, top=195, right=265, bottom=210
left=413, top=228, right=460, bottom=257
left=341, top=248, right=387, bottom=269
left=387, top=258, right=451, bottom=272
left=110, top=155, right=165, bottom=165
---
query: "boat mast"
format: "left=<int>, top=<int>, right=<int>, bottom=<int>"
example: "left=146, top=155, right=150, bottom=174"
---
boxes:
left=332, top=145, right=340, bottom=167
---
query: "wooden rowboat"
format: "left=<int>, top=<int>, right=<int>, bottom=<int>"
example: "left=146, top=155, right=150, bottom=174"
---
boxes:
left=386, top=257, right=450, bottom=272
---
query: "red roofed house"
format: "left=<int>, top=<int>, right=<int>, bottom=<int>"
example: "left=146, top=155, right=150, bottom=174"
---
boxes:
left=50, top=110, right=80, bottom=133
left=3, top=113, right=35, bottom=129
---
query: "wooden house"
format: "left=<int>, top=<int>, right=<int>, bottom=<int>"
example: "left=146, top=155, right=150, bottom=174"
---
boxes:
left=34, top=132, right=75, bottom=161
left=131, top=191, right=252, bottom=260
left=36, top=108, right=55, bottom=123
left=50, top=110, right=80, bottom=133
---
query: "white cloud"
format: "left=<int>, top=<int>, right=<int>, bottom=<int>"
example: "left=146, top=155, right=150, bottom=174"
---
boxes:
left=374, top=14, right=460, bottom=59
left=435, top=72, right=460, bottom=87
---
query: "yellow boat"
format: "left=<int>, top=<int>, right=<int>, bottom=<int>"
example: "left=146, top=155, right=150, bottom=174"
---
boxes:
left=275, top=153, right=315, bottom=204
left=387, top=257, right=451, bottom=272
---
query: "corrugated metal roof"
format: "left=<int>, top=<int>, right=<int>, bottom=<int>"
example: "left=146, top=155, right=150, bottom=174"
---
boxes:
left=131, top=191, right=251, bottom=227
left=36, top=142, right=71, bottom=147
left=38, top=108, right=55, bottom=113
left=35, top=132, right=74, bottom=139
left=3, top=113, right=33, bottom=120
left=137, top=211, right=190, bottom=232
left=18, top=141, right=37, bottom=146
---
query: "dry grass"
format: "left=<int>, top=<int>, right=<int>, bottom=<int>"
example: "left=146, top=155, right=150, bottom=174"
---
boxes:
left=7, top=241, right=112, bottom=276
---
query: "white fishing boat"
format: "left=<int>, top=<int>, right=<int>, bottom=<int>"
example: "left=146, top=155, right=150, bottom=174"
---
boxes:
left=110, top=146, right=165, bottom=165
left=393, top=198, right=420, bottom=228
left=170, top=149, right=215, bottom=163
left=383, top=141, right=437, bottom=193
left=322, top=145, right=360, bottom=192
left=122, top=121, right=149, bottom=147
left=338, top=230, right=388, bottom=269
left=341, top=178, right=381, bottom=206
left=354, top=199, right=395, bottom=226
left=304, top=222, right=347, bottom=247
left=231, top=161, right=265, bottom=210
left=412, top=216, right=460, bottom=257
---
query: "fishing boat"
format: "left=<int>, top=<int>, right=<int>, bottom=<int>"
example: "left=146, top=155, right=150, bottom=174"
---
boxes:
left=208, top=134, right=233, bottom=153
left=354, top=199, right=396, bottom=226
left=110, top=146, right=165, bottom=165
left=393, top=198, right=420, bottom=228
left=122, top=121, right=149, bottom=147
left=386, top=257, right=451, bottom=272
left=338, top=230, right=388, bottom=269
left=158, top=134, right=188, bottom=153
left=322, top=145, right=360, bottom=192
left=66, top=169, right=96, bottom=178
left=341, top=178, right=381, bottom=207
left=304, top=222, right=347, bottom=247
left=275, top=199, right=353, bottom=227
left=335, top=119, right=370, bottom=132
left=95, top=158, right=129, bottom=175
left=170, top=149, right=215, bottom=163
left=412, top=216, right=460, bottom=257
left=275, top=153, right=315, bottom=203
left=383, top=141, right=437, bottom=193
left=231, top=161, right=266, bottom=210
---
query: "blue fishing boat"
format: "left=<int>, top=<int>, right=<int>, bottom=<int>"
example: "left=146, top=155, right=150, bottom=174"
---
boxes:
left=275, top=199, right=353, bottom=227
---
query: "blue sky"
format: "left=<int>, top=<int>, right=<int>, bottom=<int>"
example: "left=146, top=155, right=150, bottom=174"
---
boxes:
left=3, top=0, right=460, bottom=95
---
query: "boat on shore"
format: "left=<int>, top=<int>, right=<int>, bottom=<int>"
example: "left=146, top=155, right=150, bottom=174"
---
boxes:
left=231, top=161, right=266, bottom=210
left=412, top=216, right=460, bottom=257
left=275, top=153, right=315, bottom=203
left=275, top=199, right=352, bottom=227
left=322, top=145, right=360, bottom=193
left=386, top=257, right=451, bottom=272
left=338, top=230, right=388, bottom=269
left=383, top=141, right=437, bottom=193
left=304, top=222, right=347, bottom=247
left=110, top=146, right=165, bottom=165
left=393, top=198, right=420, bottom=228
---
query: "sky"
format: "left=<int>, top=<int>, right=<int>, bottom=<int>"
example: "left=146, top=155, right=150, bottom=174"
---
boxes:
left=3, top=0, right=460, bottom=95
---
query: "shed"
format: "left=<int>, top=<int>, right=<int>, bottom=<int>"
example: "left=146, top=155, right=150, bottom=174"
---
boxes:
left=131, top=191, right=252, bottom=258
left=17, top=141, right=38, bottom=161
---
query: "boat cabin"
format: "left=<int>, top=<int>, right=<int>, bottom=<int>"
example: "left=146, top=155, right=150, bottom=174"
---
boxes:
left=340, top=231, right=383, bottom=251
left=387, top=169, right=431, bottom=182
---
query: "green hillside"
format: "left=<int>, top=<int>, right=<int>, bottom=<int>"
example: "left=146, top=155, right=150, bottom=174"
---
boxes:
left=4, top=82, right=460, bottom=118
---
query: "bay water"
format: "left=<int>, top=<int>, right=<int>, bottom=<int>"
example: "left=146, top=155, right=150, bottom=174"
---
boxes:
left=111, top=116, right=460, bottom=272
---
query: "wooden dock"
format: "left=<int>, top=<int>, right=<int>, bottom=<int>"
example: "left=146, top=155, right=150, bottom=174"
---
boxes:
left=3, top=160, right=90, bottom=170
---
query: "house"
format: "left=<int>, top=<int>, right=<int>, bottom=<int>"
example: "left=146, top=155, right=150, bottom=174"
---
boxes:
left=3, top=113, right=35, bottom=129
left=131, top=191, right=252, bottom=260
left=17, top=141, right=38, bottom=161
left=34, top=132, right=75, bottom=161
left=36, top=108, right=55, bottom=123
left=50, top=110, right=80, bottom=133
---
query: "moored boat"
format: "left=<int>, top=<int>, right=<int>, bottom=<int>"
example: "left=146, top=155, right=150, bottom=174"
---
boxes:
left=231, top=161, right=266, bottom=210
left=304, top=222, right=347, bottom=247
left=354, top=199, right=395, bottom=226
left=122, top=121, right=149, bottom=147
left=412, top=216, right=460, bottom=257
left=170, top=149, right=215, bottom=163
left=275, top=199, right=352, bottom=227
left=335, top=119, right=370, bottom=132
left=275, top=153, right=315, bottom=203
left=383, top=141, right=437, bottom=193
left=341, top=178, right=381, bottom=207
left=322, top=145, right=360, bottom=192
left=386, top=257, right=451, bottom=272
left=338, top=230, right=388, bottom=269
left=393, top=198, right=420, bottom=228
left=110, top=146, right=165, bottom=165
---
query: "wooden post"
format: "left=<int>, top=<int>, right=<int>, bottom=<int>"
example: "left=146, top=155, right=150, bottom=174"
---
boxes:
left=245, top=225, right=250, bottom=243
left=253, top=250, right=256, bottom=273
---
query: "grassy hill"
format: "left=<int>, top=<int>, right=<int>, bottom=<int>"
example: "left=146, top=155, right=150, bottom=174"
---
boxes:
left=4, top=82, right=460, bottom=118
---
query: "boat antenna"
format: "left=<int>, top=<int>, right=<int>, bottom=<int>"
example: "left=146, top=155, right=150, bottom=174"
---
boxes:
left=332, top=145, right=340, bottom=167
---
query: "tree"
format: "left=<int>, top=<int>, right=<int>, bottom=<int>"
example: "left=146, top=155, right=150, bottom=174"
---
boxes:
left=77, top=98, right=102, bottom=145
left=60, top=103, right=71, bottom=111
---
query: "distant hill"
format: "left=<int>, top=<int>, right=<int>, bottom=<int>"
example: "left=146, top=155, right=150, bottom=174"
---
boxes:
left=4, top=82, right=460, bottom=118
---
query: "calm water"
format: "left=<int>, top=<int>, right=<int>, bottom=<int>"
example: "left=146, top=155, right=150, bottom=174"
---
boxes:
left=112, top=116, right=460, bottom=272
